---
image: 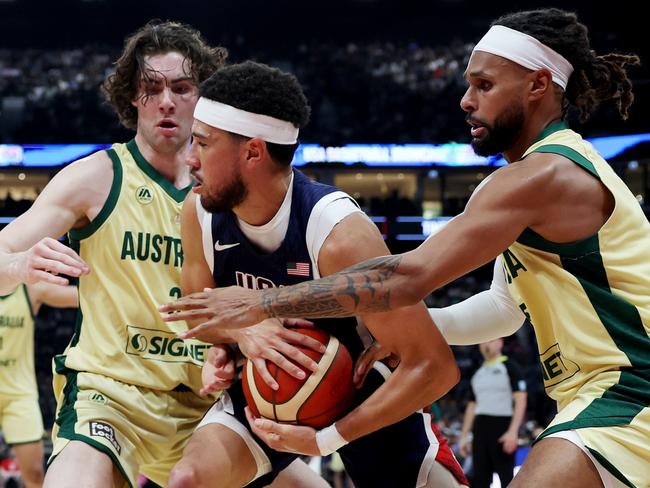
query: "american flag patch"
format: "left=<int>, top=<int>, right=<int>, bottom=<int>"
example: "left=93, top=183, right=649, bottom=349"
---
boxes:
left=287, top=262, right=310, bottom=276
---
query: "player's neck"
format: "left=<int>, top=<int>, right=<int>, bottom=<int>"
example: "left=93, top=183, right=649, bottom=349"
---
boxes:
left=234, top=169, right=293, bottom=226
left=133, top=133, right=192, bottom=188
left=503, top=111, right=563, bottom=163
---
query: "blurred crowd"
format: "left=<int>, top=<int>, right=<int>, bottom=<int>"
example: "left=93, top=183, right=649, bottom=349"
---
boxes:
left=5, top=38, right=646, bottom=147
left=0, top=47, right=122, bottom=143
left=0, top=40, right=473, bottom=144
left=287, top=40, right=472, bottom=145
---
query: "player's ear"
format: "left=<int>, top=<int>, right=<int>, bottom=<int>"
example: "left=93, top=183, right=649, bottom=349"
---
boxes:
left=245, top=138, right=266, bottom=166
left=528, top=68, right=552, bottom=102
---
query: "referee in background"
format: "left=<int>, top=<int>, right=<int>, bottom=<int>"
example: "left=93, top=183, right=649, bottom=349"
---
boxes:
left=459, top=338, right=527, bottom=488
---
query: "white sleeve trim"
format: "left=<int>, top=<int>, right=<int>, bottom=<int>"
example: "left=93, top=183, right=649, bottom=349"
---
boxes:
left=428, top=256, right=526, bottom=345
left=195, top=196, right=215, bottom=274
left=305, top=192, right=362, bottom=278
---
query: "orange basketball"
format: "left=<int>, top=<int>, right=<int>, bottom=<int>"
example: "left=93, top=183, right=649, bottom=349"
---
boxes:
left=242, top=325, right=355, bottom=428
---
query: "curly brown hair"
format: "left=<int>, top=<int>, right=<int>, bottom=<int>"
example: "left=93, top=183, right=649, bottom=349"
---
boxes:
left=102, top=20, right=228, bottom=130
left=493, top=8, right=640, bottom=122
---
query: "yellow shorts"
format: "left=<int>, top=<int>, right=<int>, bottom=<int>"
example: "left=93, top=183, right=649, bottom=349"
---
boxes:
left=0, top=395, right=44, bottom=444
left=540, top=404, right=650, bottom=488
left=50, top=368, right=213, bottom=488
left=573, top=421, right=650, bottom=488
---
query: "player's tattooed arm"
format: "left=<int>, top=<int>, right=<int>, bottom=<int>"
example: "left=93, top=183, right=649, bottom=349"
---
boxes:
left=261, top=255, right=404, bottom=319
left=165, top=254, right=417, bottom=336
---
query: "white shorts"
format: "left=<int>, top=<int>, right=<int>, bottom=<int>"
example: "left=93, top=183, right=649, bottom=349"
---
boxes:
left=198, top=390, right=272, bottom=482
left=545, top=430, right=628, bottom=488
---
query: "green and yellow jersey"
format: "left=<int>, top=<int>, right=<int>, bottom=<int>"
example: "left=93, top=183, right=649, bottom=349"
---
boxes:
left=503, top=121, right=650, bottom=434
left=0, top=285, right=37, bottom=399
left=57, top=140, right=209, bottom=394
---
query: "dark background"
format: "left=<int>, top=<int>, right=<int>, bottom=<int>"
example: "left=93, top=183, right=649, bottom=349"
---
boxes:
left=0, top=0, right=646, bottom=56
left=1, top=0, right=647, bottom=141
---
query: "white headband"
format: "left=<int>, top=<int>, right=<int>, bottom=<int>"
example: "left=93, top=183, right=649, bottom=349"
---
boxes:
left=194, top=97, right=299, bottom=145
left=471, top=25, right=574, bottom=90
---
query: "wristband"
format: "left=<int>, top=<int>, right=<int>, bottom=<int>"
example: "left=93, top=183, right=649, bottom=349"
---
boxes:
left=315, top=424, right=348, bottom=455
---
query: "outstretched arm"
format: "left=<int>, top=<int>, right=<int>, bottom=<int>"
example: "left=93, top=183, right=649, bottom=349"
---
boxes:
left=163, top=160, right=548, bottom=334
left=429, top=256, right=526, bottom=345
left=252, top=162, right=542, bottom=319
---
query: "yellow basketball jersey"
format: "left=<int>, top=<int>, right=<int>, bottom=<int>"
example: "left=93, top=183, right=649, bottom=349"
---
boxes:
left=503, top=121, right=650, bottom=433
left=0, top=285, right=37, bottom=398
left=58, top=140, right=209, bottom=393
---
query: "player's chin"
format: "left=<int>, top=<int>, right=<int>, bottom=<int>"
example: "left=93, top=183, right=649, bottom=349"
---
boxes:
left=471, top=133, right=487, bottom=145
left=156, top=125, right=180, bottom=138
left=157, top=128, right=190, bottom=146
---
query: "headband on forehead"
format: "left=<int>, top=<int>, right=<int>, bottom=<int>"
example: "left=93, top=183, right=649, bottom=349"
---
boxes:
left=471, top=25, right=574, bottom=90
left=194, top=97, right=299, bottom=145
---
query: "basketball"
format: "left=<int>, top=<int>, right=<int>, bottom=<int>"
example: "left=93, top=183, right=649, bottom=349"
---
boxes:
left=242, top=325, right=355, bottom=428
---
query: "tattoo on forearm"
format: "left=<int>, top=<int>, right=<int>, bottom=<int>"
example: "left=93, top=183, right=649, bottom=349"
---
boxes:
left=261, top=255, right=403, bottom=318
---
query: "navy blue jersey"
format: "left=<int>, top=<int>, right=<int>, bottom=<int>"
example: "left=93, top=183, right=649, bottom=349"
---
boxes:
left=200, top=170, right=444, bottom=488
left=208, top=169, right=364, bottom=359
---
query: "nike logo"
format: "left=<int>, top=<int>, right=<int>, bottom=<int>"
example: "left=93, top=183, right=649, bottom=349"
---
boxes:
left=214, top=240, right=240, bottom=251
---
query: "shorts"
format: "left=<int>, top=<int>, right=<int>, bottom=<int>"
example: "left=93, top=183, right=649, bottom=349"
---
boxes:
left=538, top=375, right=650, bottom=488
left=0, top=395, right=44, bottom=445
left=50, top=366, right=213, bottom=488
left=337, top=362, right=440, bottom=488
left=198, top=383, right=295, bottom=487
left=546, top=430, right=630, bottom=488
left=199, top=362, right=441, bottom=488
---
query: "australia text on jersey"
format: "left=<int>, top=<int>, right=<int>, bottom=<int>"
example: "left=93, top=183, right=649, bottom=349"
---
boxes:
left=120, top=231, right=183, bottom=268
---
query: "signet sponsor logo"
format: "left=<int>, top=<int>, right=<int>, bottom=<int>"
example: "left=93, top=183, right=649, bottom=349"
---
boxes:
left=539, top=343, right=580, bottom=387
left=126, top=325, right=210, bottom=365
